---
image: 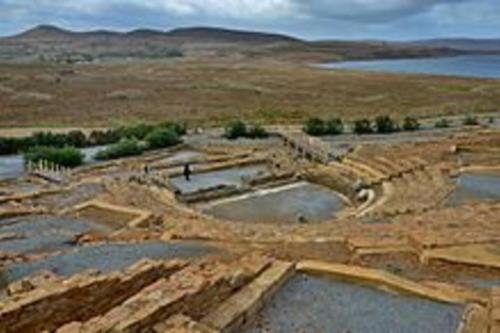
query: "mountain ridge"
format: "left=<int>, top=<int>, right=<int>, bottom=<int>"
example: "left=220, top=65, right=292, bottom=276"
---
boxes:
left=2, top=24, right=496, bottom=63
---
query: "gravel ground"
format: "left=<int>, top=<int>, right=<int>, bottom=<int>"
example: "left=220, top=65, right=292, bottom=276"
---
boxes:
left=3, top=241, right=214, bottom=283
left=203, top=182, right=345, bottom=224
left=170, top=164, right=269, bottom=194
left=447, top=173, right=500, bottom=206
left=246, top=273, right=463, bottom=333
left=0, top=215, right=110, bottom=255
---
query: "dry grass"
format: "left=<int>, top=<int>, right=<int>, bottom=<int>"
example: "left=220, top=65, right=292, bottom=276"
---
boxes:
left=1, top=59, right=500, bottom=127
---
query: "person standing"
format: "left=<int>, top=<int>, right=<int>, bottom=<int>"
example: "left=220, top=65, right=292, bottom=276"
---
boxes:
left=183, top=163, right=191, bottom=181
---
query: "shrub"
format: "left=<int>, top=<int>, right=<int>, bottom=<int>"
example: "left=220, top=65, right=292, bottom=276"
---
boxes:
left=117, top=123, right=154, bottom=140
left=145, top=128, right=180, bottom=149
left=375, top=115, right=399, bottom=134
left=303, top=118, right=326, bottom=136
left=0, top=137, right=25, bottom=155
left=89, top=129, right=121, bottom=145
left=65, top=130, right=88, bottom=148
left=27, top=130, right=89, bottom=148
left=24, top=146, right=84, bottom=168
left=95, top=138, right=144, bottom=160
left=247, top=124, right=269, bottom=139
left=402, top=117, right=420, bottom=131
left=159, top=122, right=187, bottom=136
left=1, top=130, right=90, bottom=156
left=463, top=115, right=479, bottom=126
left=224, top=120, right=247, bottom=140
left=325, top=118, right=344, bottom=135
left=353, top=119, right=373, bottom=134
left=435, top=118, right=450, bottom=128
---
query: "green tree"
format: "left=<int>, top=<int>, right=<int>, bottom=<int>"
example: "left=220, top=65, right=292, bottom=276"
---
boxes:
left=159, top=122, right=187, bottom=136
left=24, top=146, right=84, bottom=168
left=326, top=117, right=344, bottom=135
left=95, top=138, right=144, bottom=160
left=224, top=120, right=247, bottom=140
left=375, top=115, right=399, bottom=134
left=463, top=115, right=479, bottom=126
left=402, top=117, right=420, bottom=131
left=247, top=124, right=269, bottom=139
left=353, top=119, right=373, bottom=134
left=435, top=118, right=450, bottom=128
left=145, top=128, right=180, bottom=149
left=303, top=118, right=326, bottom=136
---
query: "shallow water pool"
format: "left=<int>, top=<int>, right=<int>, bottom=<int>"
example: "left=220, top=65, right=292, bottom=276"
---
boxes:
left=3, top=241, right=213, bottom=284
left=170, top=164, right=269, bottom=194
left=246, top=274, right=463, bottom=333
left=0, top=215, right=111, bottom=255
left=202, top=182, right=346, bottom=224
left=448, top=172, right=500, bottom=206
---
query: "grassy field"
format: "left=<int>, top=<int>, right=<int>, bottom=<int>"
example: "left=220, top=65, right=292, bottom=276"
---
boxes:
left=1, top=58, right=500, bottom=127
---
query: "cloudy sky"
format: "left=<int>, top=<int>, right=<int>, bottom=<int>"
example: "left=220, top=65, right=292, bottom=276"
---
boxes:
left=0, top=0, right=499, bottom=40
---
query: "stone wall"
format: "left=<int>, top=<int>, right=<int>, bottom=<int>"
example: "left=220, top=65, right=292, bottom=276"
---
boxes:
left=0, top=259, right=186, bottom=332
left=66, top=257, right=271, bottom=333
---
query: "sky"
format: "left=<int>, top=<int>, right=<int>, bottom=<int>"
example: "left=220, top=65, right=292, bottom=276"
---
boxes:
left=0, top=0, right=499, bottom=40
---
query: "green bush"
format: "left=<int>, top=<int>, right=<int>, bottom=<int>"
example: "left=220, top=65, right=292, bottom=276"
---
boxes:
left=65, top=130, right=88, bottom=148
left=353, top=119, right=373, bottom=134
left=375, top=115, right=399, bottom=134
left=24, top=146, right=84, bottom=168
left=224, top=120, right=247, bottom=140
left=402, top=117, right=420, bottom=131
left=95, top=138, right=144, bottom=160
left=1, top=130, right=90, bottom=156
left=145, top=128, right=180, bottom=149
left=303, top=118, right=326, bottom=136
left=28, top=130, right=88, bottom=148
left=435, top=118, right=451, bottom=128
left=159, top=122, right=187, bottom=136
left=325, top=118, right=344, bottom=135
left=89, top=129, right=121, bottom=145
left=0, top=137, right=25, bottom=155
left=117, top=123, right=154, bottom=140
left=463, top=115, right=479, bottom=126
left=247, top=124, right=269, bottom=139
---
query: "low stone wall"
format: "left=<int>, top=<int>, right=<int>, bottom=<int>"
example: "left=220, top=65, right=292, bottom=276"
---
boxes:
left=201, top=261, right=295, bottom=333
left=420, top=244, right=500, bottom=270
left=70, top=200, right=154, bottom=228
left=457, top=303, right=488, bottom=333
left=67, top=257, right=271, bottom=333
left=304, top=166, right=356, bottom=202
left=489, top=288, right=500, bottom=333
left=0, top=187, right=65, bottom=205
left=297, top=260, right=486, bottom=305
left=166, top=158, right=268, bottom=179
left=0, top=207, right=46, bottom=220
left=177, top=185, right=247, bottom=204
left=0, top=259, right=187, bottom=333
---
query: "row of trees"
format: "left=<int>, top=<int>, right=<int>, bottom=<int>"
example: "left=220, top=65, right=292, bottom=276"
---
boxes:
left=224, top=121, right=269, bottom=140
left=24, top=146, right=84, bottom=168
left=18, top=122, right=186, bottom=167
left=0, top=131, right=88, bottom=156
left=0, top=122, right=187, bottom=156
left=303, top=114, right=489, bottom=136
left=303, top=115, right=421, bottom=136
left=95, top=127, right=181, bottom=161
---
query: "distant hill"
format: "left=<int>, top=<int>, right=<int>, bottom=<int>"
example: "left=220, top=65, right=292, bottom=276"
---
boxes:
left=0, top=25, right=473, bottom=63
left=412, top=38, right=500, bottom=52
left=166, top=27, right=300, bottom=44
left=10, top=24, right=299, bottom=44
left=14, top=25, right=75, bottom=39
